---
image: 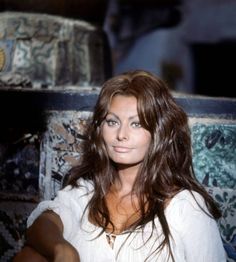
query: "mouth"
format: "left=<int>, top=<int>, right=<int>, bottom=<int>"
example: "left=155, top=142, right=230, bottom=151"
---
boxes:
left=112, top=146, right=132, bottom=153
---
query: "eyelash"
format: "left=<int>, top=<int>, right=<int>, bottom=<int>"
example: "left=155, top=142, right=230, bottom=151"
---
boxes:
left=106, top=119, right=118, bottom=126
left=131, top=122, right=142, bottom=128
left=105, top=119, right=141, bottom=128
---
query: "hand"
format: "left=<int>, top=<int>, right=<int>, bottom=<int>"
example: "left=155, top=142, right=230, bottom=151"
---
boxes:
left=53, top=242, right=80, bottom=262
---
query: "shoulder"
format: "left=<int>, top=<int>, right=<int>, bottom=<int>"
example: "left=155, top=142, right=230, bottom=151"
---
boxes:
left=63, top=178, right=94, bottom=193
left=60, top=178, right=94, bottom=201
left=167, top=190, right=208, bottom=213
left=165, top=190, right=217, bottom=236
left=165, top=191, right=226, bottom=261
left=165, top=190, right=212, bottom=226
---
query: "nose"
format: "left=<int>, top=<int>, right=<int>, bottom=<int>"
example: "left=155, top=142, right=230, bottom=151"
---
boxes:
left=117, top=123, right=129, bottom=141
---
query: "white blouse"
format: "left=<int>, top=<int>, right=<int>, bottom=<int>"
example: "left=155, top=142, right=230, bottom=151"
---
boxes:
left=27, top=179, right=226, bottom=262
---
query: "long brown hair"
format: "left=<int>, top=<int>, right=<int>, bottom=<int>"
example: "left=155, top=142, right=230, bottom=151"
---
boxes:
left=67, top=70, right=221, bottom=260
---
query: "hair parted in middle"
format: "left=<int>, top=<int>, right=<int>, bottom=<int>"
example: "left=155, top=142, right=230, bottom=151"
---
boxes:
left=67, top=69, right=221, bottom=260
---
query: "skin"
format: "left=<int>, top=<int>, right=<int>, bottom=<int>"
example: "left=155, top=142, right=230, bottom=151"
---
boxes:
left=102, top=95, right=151, bottom=176
left=13, top=211, right=80, bottom=262
left=102, top=95, right=151, bottom=234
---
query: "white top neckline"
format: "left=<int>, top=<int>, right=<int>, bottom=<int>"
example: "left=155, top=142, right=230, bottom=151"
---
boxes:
left=27, top=178, right=226, bottom=262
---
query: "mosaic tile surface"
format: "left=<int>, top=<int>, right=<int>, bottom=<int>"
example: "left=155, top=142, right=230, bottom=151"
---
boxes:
left=192, top=123, right=236, bottom=261
left=0, top=12, right=107, bottom=88
left=207, top=187, right=236, bottom=262
left=12, top=39, right=54, bottom=86
left=0, top=131, right=40, bottom=201
left=0, top=202, right=36, bottom=262
left=39, top=111, right=91, bottom=200
left=191, top=124, right=236, bottom=189
left=0, top=40, right=14, bottom=72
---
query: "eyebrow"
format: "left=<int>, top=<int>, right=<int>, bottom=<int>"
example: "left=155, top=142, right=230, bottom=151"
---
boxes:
left=106, top=112, right=139, bottom=120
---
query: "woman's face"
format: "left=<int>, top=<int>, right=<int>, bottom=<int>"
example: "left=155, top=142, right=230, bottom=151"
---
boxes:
left=101, top=95, right=151, bottom=168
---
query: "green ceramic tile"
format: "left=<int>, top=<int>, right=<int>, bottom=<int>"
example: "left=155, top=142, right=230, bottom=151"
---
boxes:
left=191, top=124, right=236, bottom=189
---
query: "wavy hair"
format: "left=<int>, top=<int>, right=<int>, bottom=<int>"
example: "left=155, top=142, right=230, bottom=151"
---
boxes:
left=67, top=70, right=221, bottom=260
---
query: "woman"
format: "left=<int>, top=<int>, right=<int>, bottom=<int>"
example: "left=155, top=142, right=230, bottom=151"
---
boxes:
left=14, top=70, right=226, bottom=262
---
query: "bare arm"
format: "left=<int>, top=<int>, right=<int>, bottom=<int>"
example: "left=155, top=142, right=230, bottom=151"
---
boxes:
left=25, top=210, right=80, bottom=262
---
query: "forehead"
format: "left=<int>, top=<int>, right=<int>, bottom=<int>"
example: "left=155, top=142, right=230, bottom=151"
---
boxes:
left=108, top=95, right=138, bottom=116
left=109, top=95, right=137, bottom=107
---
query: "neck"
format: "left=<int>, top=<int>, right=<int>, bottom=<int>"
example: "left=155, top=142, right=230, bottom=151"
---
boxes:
left=114, top=163, right=140, bottom=195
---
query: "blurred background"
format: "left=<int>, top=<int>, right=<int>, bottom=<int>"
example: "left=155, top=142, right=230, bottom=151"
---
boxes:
left=0, top=0, right=235, bottom=98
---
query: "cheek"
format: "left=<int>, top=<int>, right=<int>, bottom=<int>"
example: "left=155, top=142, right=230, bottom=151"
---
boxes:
left=101, top=125, right=112, bottom=145
left=141, top=132, right=152, bottom=147
left=143, top=139, right=151, bottom=153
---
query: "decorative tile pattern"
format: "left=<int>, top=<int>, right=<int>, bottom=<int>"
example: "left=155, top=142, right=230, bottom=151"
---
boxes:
left=0, top=202, right=36, bottom=262
left=0, top=12, right=108, bottom=88
left=39, top=111, right=91, bottom=200
left=12, top=39, right=54, bottom=86
left=0, top=131, right=40, bottom=201
left=191, top=124, right=236, bottom=189
left=207, top=187, right=236, bottom=262
left=0, top=40, right=14, bottom=72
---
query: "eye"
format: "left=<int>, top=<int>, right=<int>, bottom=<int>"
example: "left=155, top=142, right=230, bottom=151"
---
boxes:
left=131, top=121, right=142, bottom=128
left=105, top=119, right=119, bottom=126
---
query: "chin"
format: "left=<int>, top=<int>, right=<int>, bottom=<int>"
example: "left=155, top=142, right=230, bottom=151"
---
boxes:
left=111, top=158, right=142, bottom=167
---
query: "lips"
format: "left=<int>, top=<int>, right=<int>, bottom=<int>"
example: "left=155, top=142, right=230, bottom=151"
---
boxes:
left=112, top=146, right=132, bottom=153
